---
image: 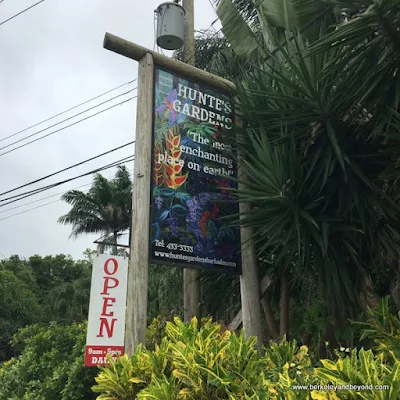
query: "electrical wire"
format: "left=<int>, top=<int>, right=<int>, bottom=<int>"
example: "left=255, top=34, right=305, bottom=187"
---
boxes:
left=0, top=96, right=137, bottom=158
left=207, top=0, right=217, bottom=13
left=0, top=197, right=69, bottom=222
left=0, top=141, right=135, bottom=198
left=0, top=88, right=136, bottom=153
left=0, top=155, right=135, bottom=208
left=0, top=155, right=134, bottom=206
left=0, top=159, right=134, bottom=221
left=0, top=79, right=137, bottom=144
left=0, top=154, right=135, bottom=204
left=0, top=0, right=45, bottom=27
left=0, top=182, right=93, bottom=215
left=0, top=166, right=134, bottom=216
left=153, top=10, right=157, bottom=51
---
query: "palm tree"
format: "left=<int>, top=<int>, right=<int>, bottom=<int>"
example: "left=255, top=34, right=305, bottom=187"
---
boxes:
left=224, top=0, right=400, bottom=335
left=214, top=0, right=337, bottom=58
left=183, top=0, right=400, bottom=344
left=59, top=166, right=132, bottom=255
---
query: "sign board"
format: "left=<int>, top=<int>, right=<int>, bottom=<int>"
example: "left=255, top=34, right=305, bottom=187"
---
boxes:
left=149, top=67, right=241, bottom=273
left=85, top=254, right=128, bottom=367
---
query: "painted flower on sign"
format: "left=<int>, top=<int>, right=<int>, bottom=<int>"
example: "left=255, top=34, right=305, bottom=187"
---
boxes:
left=155, top=196, right=163, bottom=209
left=167, top=217, right=179, bottom=237
left=155, top=89, right=178, bottom=125
left=164, top=128, right=188, bottom=190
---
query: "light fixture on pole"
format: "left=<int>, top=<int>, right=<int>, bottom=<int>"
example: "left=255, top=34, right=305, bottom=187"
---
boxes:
left=155, top=1, right=186, bottom=50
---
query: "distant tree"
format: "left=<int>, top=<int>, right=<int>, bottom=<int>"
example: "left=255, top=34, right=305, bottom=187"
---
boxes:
left=148, top=265, right=184, bottom=321
left=42, top=262, right=91, bottom=324
left=1, top=253, right=93, bottom=328
left=0, top=270, right=40, bottom=360
left=27, top=254, right=84, bottom=298
left=0, top=255, right=39, bottom=294
left=0, top=322, right=97, bottom=400
left=59, top=166, right=132, bottom=255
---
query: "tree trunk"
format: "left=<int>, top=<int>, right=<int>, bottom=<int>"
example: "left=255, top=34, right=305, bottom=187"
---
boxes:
left=360, top=274, right=379, bottom=310
left=260, top=294, right=279, bottom=339
left=97, top=243, right=105, bottom=254
left=112, top=231, right=118, bottom=256
left=279, top=272, right=290, bottom=339
left=390, top=260, right=400, bottom=311
left=184, top=269, right=201, bottom=323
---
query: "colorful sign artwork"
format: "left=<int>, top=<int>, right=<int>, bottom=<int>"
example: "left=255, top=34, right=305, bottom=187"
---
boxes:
left=85, top=255, right=128, bottom=367
left=149, top=67, right=241, bottom=273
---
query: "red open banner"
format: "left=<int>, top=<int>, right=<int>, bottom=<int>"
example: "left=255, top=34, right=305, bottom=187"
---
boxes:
left=84, top=255, right=128, bottom=367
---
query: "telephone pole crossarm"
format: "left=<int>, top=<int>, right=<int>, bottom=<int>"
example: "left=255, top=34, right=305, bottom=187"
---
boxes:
left=103, top=32, right=236, bottom=95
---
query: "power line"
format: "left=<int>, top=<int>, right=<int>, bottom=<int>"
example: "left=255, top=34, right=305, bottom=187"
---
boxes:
left=0, top=155, right=134, bottom=206
left=0, top=141, right=135, bottom=198
left=0, top=79, right=137, bottom=144
left=0, top=0, right=45, bottom=27
left=0, top=182, right=92, bottom=215
left=0, top=166, right=134, bottom=216
left=0, top=88, right=136, bottom=153
left=0, top=96, right=137, bottom=158
left=0, top=155, right=135, bottom=205
left=0, top=159, right=134, bottom=221
left=0, top=155, right=135, bottom=208
left=0, top=198, right=66, bottom=222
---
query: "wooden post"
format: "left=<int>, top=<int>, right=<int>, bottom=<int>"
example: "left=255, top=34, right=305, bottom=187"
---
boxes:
left=238, top=195, right=263, bottom=352
left=125, top=53, right=154, bottom=355
left=182, top=0, right=201, bottom=324
left=103, top=33, right=235, bottom=95
left=227, top=274, right=272, bottom=331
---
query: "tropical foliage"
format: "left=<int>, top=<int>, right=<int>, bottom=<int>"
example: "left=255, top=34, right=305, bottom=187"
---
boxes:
left=0, top=254, right=92, bottom=361
left=0, top=323, right=97, bottom=400
left=194, top=0, right=400, bottom=343
left=93, top=299, right=400, bottom=399
left=0, top=269, right=40, bottom=361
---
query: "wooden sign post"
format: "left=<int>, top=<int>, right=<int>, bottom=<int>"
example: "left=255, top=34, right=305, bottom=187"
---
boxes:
left=124, top=53, right=154, bottom=354
left=103, top=33, right=263, bottom=354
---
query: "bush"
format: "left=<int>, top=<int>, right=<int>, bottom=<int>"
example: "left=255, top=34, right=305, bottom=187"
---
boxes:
left=0, top=322, right=97, bottom=400
left=93, top=317, right=315, bottom=399
left=354, top=296, right=400, bottom=364
left=313, top=348, right=400, bottom=399
left=93, top=309, right=400, bottom=400
left=0, top=270, right=40, bottom=359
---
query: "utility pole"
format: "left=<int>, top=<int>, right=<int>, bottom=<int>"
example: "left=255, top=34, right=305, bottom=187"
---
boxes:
left=125, top=53, right=153, bottom=355
left=182, top=0, right=201, bottom=323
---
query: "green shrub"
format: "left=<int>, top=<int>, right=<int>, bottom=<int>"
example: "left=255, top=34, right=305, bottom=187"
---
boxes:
left=146, top=316, right=168, bottom=351
left=312, top=348, right=399, bottom=400
left=354, top=296, right=400, bottom=364
left=93, top=317, right=318, bottom=399
left=93, top=313, right=400, bottom=400
left=0, top=322, right=97, bottom=400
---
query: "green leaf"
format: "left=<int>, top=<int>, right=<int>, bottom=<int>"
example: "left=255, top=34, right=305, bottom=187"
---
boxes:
left=217, top=0, right=259, bottom=57
left=171, top=204, right=188, bottom=217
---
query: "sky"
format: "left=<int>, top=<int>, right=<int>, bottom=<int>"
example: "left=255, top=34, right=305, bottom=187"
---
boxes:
left=0, top=0, right=221, bottom=260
